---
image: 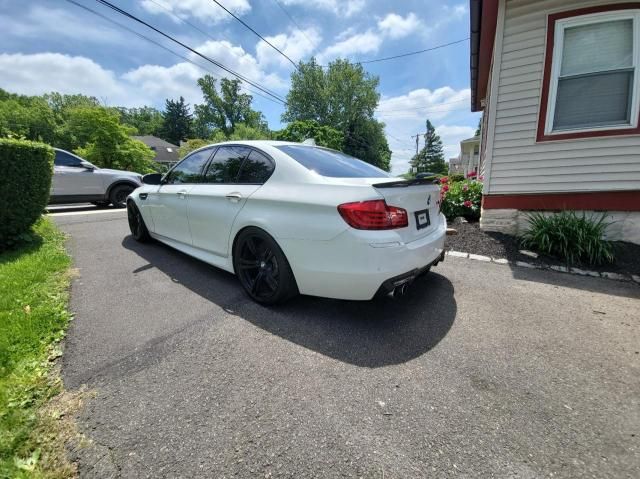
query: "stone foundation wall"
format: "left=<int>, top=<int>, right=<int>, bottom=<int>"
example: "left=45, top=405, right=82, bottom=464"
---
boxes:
left=480, top=208, right=640, bottom=245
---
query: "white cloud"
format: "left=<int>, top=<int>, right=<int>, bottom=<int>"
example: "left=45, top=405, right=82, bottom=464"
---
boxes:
left=317, top=29, right=382, bottom=64
left=377, top=87, right=471, bottom=121
left=192, top=40, right=287, bottom=91
left=374, top=87, right=477, bottom=175
left=377, top=13, right=422, bottom=40
left=0, top=53, right=128, bottom=103
left=256, top=28, right=322, bottom=68
left=280, top=0, right=365, bottom=17
left=0, top=40, right=288, bottom=109
left=140, top=0, right=251, bottom=24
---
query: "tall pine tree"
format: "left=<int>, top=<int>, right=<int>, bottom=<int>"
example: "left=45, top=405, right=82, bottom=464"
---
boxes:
left=410, top=119, right=447, bottom=175
left=161, top=96, right=192, bottom=145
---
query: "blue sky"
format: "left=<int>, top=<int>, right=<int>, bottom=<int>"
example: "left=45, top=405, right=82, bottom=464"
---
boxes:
left=0, top=0, right=480, bottom=174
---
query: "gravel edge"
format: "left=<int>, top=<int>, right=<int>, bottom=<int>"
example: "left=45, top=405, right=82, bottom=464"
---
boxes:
left=444, top=250, right=640, bottom=285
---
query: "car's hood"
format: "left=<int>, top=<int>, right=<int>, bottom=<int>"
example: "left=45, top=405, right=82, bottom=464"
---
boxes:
left=99, top=168, right=142, bottom=178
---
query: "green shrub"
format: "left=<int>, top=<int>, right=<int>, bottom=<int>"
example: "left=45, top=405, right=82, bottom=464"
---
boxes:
left=440, top=179, right=483, bottom=221
left=0, top=139, right=53, bottom=249
left=519, top=211, right=614, bottom=265
left=448, top=173, right=465, bottom=183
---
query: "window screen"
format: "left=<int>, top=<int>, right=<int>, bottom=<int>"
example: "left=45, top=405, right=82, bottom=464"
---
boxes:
left=553, top=18, right=635, bottom=131
left=276, top=145, right=390, bottom=178
left=165, top=148, right=213, bottom=184
left=237, top=150, right=275, bottom=183
left=203, top=146, right=250, bottom=183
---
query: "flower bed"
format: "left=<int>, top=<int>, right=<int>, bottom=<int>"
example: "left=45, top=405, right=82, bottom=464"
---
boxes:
left=439, top=176, right=483, bottom=221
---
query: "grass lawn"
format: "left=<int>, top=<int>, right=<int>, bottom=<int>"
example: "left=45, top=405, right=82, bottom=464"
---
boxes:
left=0, top=218, right=75, bottom=478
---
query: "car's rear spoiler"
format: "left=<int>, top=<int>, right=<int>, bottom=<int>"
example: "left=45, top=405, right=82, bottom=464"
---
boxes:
left=372, top=178, right=440, bottom=188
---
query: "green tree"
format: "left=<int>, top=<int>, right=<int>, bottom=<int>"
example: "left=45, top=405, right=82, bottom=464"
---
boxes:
left=410, top=120, right=446, bottom=175
left=0, top=90, right=56, bottom=143
left=60, top=107, right=156, bottom=172
left=274, top=120, right=343, bottom=150
left=116, top=106, right=164, bottom=136
left=282, top=58, right=390, bottom=170
left=178, top=138, right=209, bottom=158
left=193, top=76, right=267, bottom=138
left=43, top=92, right=100, bottom=120
left=161, top=96, right=192, bottom=145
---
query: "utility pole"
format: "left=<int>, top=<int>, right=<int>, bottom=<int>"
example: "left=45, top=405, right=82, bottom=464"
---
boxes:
left=411, top=133, right=420, bottom=157
left=411, top=133, right=421, bottom=173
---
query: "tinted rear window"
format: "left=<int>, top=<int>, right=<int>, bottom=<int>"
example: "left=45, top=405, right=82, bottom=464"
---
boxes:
left=276, top=145, right=389, bottom=178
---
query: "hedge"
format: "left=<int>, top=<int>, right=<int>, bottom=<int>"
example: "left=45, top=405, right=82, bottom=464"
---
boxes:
left=0, top=138, right=54, bottom=249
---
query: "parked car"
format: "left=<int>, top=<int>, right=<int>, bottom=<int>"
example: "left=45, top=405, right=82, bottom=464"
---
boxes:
left=50, top=148, right=143, bottom=208
left=127, top=141, right=446, bottom=304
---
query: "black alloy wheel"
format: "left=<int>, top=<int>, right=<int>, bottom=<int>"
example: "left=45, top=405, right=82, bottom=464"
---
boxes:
left=127, top=201, right=151, bottom=242
left=234, top=228, right=297, bottom=305
left=110, top=184, right=135, bottom=208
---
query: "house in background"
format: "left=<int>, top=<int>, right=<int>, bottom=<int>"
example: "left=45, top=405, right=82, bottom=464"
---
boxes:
left=470, top=0, right=640, bottom=244
left=449, top=156, right=463, bottom=174
left=459, top=135, right=481, bottom=177
left=132, top=135, right=180, bottom=167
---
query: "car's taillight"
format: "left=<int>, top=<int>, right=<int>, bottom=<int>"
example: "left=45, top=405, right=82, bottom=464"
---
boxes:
left=337, top=200, right=408, bottom=230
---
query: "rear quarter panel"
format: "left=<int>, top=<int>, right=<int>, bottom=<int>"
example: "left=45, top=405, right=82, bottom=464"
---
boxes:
left=230, top=182, right=381, bottom=243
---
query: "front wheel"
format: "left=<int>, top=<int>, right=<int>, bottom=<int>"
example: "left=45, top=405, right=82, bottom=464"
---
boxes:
left=233, top=228, right=298, bottom=305
left=110, top=184, right=135, bottom=208
left=127, top=201, right=151, bottom=242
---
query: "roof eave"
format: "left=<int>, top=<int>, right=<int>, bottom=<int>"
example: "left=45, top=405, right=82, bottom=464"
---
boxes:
left=470, top=0, right=499, bottom=112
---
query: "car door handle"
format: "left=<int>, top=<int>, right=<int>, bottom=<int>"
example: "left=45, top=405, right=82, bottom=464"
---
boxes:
left=225, top=192, right=242, bottom=202
left=177, top=189, right=188, bottom=199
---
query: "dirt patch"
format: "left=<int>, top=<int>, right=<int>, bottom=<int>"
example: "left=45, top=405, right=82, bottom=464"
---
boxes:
left=445, top=220, right=640, bottom=276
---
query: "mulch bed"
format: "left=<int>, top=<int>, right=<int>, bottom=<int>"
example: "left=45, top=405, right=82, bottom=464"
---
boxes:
left=445, top=220, right=640, bottom=276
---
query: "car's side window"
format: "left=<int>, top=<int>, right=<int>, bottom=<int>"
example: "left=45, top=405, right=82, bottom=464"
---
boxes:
left=54, top=150, right=83, bottom=167
left=164, top=148, right=214, bottom=185
left=237, top=150, right=275, bottom=184
left=203, top=146, right=251, bottom=184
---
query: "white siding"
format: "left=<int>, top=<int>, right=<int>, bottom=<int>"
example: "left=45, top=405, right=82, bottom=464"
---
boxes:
left=486, top=0, right=640, bottom=194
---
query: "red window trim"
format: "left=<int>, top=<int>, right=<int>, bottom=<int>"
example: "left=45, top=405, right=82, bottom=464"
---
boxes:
left=537, top=3, right=640, bottom=142
left=482, top=191, right=640, bottom=212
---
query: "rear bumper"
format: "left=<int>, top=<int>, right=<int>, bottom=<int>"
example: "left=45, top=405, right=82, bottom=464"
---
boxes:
left=374, top=250, right=445, bottom=298
left=278, top=214, right=447, bottom=300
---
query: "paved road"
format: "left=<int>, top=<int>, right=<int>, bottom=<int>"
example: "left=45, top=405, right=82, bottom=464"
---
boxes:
left=54, top=211, right=640, bottom=478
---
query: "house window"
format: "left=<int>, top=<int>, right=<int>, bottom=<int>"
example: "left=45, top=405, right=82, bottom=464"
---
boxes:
left=539, top=7, right=640, bottom=141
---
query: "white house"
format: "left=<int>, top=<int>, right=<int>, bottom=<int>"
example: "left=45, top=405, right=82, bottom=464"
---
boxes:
left=459, top=135, right=481, bottom=177
left=470, top=0, right=640, bottom=244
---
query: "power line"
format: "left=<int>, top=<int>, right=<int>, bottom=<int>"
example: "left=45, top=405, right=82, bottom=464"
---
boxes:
left=94, top=0, right=287, bottom=104
left=357, top=38, right=469, bottom=65
left=209, top=0, right=299, bottom=69
left=65, top=0, right=284, bottom=106
left=376, top=98, right=469, bottom=113
left=271, top=0, right=316, bottom=51
left=376, top=105, right=469, bottom=118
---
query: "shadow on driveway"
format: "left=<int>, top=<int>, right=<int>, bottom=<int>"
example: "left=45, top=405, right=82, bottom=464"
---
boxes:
left=122, top=235, right=457, bottom=368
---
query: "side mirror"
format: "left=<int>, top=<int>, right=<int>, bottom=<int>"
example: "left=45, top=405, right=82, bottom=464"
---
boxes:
left=142, top=173, right=163, bottom=185
left=81, top=162, right=95, bottom=170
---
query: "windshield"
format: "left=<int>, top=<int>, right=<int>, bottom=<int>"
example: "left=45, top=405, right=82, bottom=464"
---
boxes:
left=276, top=145, right=390, bottom=178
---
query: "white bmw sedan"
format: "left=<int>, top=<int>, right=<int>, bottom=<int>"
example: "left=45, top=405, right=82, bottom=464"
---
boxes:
left=127, top=141, right=446, bottom=304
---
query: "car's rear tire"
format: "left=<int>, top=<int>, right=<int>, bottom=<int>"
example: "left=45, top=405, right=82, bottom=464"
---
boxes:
left=127, top=201, right=151, bottom=242
left=233, top=227, right=298, bottom=305
left=110, top=184, right=135, bottom=208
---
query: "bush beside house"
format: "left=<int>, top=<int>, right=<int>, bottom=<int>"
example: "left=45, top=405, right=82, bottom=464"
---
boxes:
left=440, top=177, right=483, bottom=222
left=0, top=139, right=54, bottom=249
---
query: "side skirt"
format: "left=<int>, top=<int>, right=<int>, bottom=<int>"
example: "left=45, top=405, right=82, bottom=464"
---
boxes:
left=149, top=233, right=235, bottom=274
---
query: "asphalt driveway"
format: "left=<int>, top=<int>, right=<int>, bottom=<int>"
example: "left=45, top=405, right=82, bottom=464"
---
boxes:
left=54, top=210, right=640, bottom=478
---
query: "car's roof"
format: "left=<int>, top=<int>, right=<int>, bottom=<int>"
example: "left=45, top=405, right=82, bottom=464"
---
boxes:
left=213, top=140, right=304, bottom=147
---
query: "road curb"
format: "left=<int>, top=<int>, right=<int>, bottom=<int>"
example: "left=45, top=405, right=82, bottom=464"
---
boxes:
left=445, top=250, right=639, bottom=284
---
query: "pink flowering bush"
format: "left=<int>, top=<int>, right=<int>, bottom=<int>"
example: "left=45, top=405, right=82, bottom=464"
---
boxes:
left=440, top=178, right=483, bottom=221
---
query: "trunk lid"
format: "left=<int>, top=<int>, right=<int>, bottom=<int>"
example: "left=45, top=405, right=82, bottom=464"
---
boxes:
left=372, top=178, right=441, bottom=242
